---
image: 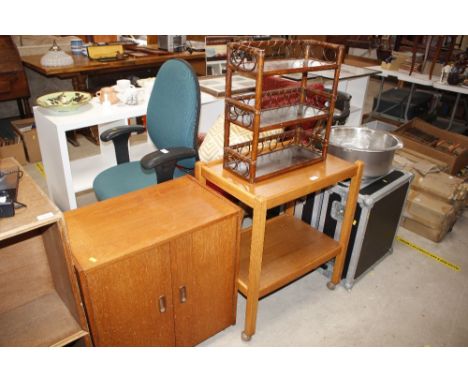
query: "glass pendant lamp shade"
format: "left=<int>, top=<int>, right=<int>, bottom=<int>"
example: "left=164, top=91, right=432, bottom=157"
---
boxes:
left=40, top=40, right=74, bottom=67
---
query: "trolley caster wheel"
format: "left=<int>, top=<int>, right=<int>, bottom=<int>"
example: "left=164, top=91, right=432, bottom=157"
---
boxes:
left=326, top=281, right=336, bottom=290
left=241, top=331, right=252, bottom=342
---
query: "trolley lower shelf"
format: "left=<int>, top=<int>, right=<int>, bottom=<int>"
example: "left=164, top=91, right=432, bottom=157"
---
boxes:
left=238, top=214, right=342, bottom=298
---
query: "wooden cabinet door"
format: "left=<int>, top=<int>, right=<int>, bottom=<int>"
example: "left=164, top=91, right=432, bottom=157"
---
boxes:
left=171, top=217, right=239, bottom=346
left=81, top=244, right=175, bottom=346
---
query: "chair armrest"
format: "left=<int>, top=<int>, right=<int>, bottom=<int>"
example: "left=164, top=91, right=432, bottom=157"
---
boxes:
left=334, top=91, right=352, bottom=125
left=141, top=147, right=197, bottom=183
left=100, top=125, right=146, bottom=141
left=324, top=89, right=352, bottom=126
left=100, top=125, right=146, bottom=164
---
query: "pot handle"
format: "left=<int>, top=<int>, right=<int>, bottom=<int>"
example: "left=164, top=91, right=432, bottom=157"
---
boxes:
left=393, top=136, right=404, bottom=150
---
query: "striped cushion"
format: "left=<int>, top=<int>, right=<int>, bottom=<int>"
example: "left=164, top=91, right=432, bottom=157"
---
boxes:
left=199, top=114, right=283, bottom=163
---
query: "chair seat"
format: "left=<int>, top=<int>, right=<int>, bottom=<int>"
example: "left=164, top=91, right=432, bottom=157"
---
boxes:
left=93, top=161, right=186, bottom=201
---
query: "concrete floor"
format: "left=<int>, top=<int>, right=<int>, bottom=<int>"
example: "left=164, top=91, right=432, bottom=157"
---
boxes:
left=20, top=77, right=468, bottom=347
left=199, top=212, right=468, bottom=346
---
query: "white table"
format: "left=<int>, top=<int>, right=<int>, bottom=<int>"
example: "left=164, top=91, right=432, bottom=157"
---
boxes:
left=367, top=65, right=435, bottom=123
left=284, top=64, right=380, bottom=126
left=318, top=64, right=380, bottom=126
left=367, top=65, right=468, bottom=130
left=432, top=81, right=468, bottom=130
left=198, top=92, right=224, bottom=134
left=368, top=66, right=434, bottom=86
left=34, top=92, right=224, bottom=211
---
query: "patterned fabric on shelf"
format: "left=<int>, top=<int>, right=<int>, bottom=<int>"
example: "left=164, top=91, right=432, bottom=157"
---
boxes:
left=199, top=113, right=283, bottom=163
left=199, top=77, right=325, bottom=163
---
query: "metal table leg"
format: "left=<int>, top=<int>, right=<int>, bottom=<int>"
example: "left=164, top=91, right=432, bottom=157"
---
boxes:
left=403, top=83, right=415, bottom=122
left=447, top=93, right=461, bottom=131
left=373, top=76, right=385, bottom=113
left=364, top=76, right=385, bottom=123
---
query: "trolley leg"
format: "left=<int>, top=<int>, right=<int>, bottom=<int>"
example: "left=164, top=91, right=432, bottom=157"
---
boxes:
left=242, top=201, right=267, bottom=341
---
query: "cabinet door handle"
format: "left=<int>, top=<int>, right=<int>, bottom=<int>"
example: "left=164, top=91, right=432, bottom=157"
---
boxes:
left=179, top=286, right=187, bottom=303
left=159, top=295, right=167, bottom=313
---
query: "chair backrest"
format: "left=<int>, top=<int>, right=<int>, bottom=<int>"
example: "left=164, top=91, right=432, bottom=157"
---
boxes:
left=146, top=59, right=201, bottom=167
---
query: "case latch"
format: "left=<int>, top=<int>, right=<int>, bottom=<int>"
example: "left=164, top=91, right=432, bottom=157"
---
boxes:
left=330, top=200, right=345, bottom=221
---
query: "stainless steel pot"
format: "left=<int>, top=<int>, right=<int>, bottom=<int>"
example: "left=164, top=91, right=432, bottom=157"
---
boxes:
left=328, top=127, right=403, bottom=178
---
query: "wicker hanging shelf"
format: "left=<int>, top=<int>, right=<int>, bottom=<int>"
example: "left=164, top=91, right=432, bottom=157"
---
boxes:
left=223, top=39, right=345, bottom=183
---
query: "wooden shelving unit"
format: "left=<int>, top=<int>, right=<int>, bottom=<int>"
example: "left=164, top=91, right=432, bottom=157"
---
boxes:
left=0, top=158, right=90, bottom=347
left=223, top=39, right=345, bottom=183
left=196, top=155, right=363, bottom=341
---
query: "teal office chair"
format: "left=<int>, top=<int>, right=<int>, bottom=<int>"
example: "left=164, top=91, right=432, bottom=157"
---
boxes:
left=93, top=59, right=201, bottom=201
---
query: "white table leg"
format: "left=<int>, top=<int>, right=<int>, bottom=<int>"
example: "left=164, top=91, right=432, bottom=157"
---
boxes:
left=34, top=111, right=76, bottom=211
left=338, top=76, right=370, bottom=126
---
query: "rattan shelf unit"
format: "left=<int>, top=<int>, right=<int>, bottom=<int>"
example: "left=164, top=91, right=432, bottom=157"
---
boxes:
left=223, top=39, right=345, bottom=183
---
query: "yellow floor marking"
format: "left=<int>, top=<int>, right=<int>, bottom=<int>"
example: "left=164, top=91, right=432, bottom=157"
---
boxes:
left=396, top=236, right=460, bottom=272
left=35, top=162, right=45, bottom=177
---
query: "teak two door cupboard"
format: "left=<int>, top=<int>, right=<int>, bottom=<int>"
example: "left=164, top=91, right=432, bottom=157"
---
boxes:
left=66, top=176, right=242, bottom=346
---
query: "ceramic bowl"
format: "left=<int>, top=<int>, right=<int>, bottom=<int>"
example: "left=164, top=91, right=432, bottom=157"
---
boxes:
left=136, top=77, right=155, bottom=88
left=36, top=91, right=92, bottom=112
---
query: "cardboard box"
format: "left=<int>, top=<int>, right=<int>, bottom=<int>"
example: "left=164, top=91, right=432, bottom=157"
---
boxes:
left=402, top=189, right=457, bottom=242
left=394, top=148, right=449, bottom=173
left=394, top=151, right=444, bottom=176
left=394, top=118, right=468, bottom=175
left=393, top=149, right=467, bottom=217
left=401, top=216, right=454, bottom=243
left=381, top=51, right=410, bottom=71
left=404, top=189, right=456, bottom=230
left=11, top=118, right=42, bottom=163
left=412, top=172, right=466, bottom=204
left=422, top=62, right=442, bottom=78
left=0, top=134, right=27, bottom=165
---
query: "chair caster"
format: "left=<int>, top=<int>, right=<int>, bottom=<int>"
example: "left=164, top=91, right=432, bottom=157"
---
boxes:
left=326, top=281, right=336, bottom=290
left=241, top=331, right=252, bottom=341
